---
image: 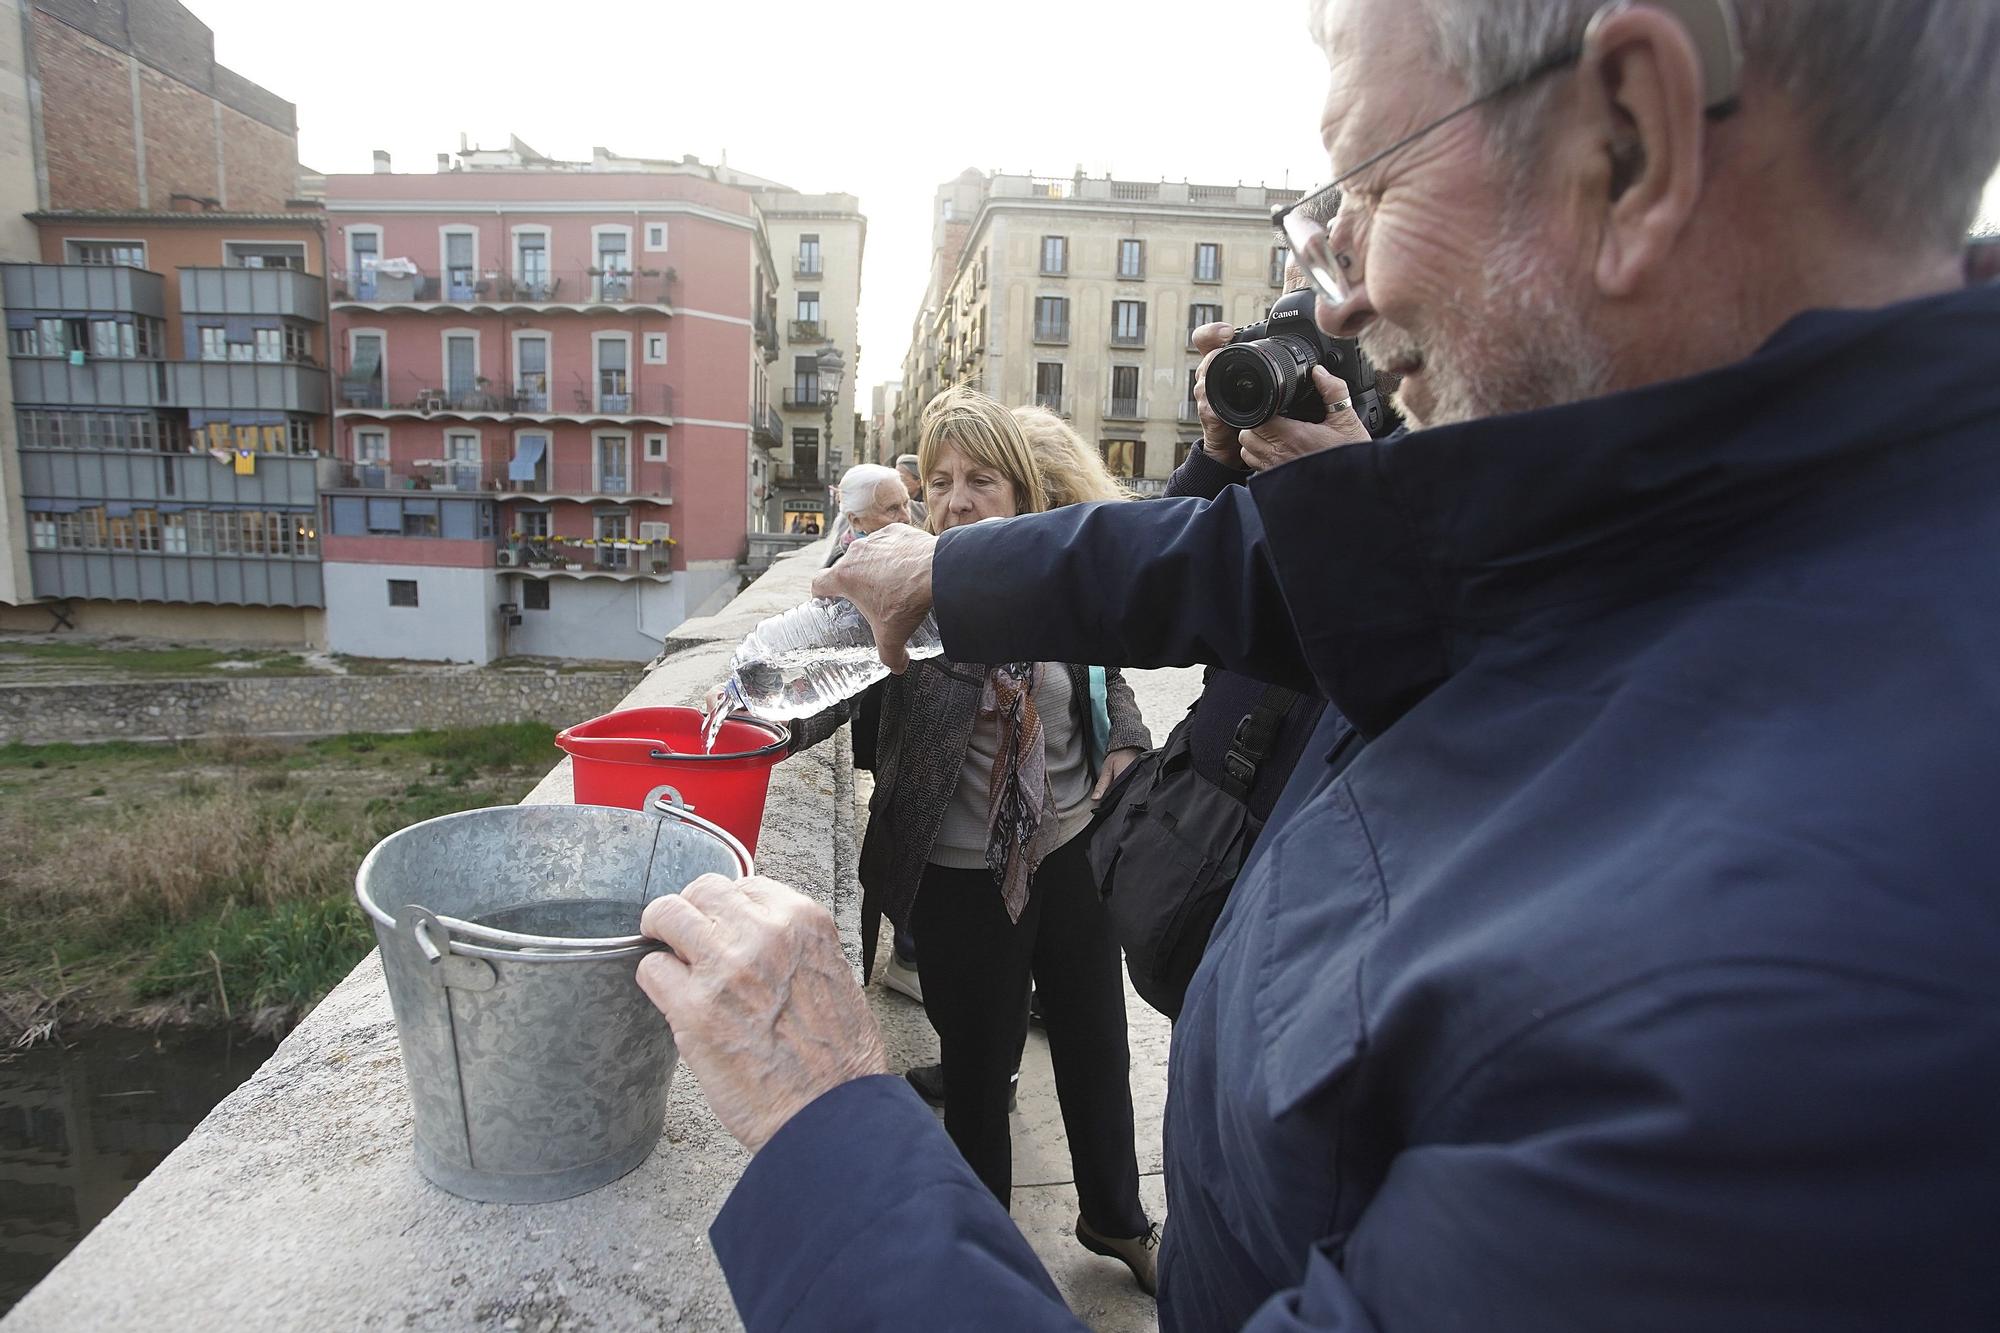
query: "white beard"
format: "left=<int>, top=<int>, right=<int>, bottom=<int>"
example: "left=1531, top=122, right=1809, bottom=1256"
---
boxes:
left=1364, top=216, right=1613, bottom=428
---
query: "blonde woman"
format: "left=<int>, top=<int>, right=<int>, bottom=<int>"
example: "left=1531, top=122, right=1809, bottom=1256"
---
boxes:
left=1010, top=404, right=1139, bottom=507
left=788, top=386, right=1160, bottom=1292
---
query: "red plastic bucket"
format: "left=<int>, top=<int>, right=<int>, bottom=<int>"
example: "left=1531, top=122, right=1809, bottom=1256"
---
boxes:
left=554, top=706, right=790, bottom=855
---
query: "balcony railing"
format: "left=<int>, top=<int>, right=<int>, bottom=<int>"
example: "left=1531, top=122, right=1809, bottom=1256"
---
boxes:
left=793, top=257, right=823, bottom=279
left=774, top=461, right=831, bottom=484
left=333, top=267, right=677, bottom=307
left=782, top=387, right=828, bottom=410
left=1105, top=397, right=1143, bottom=420
left=1032, top=324, right=1070, bottom=345
left=753, top=406, right=784, bottom=447
left=1032, top=392, right=1069, bottom=416
left=1177, top=402, right=1202, bottom=422
left=754, top=310, right=781, bottom=354
left=1110, top=329, right=1147, bottom=347
left=336, top=372, right=672, bottom=418
left=335, top=458, right=669, bottom=501
left=789, top=319, right=828, bottom=343
left=499, top=535, right=675, bottom=574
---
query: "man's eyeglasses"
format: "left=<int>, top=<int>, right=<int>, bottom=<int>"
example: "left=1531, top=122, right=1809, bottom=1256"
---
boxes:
left=1276, top=0, right=1742, bottom=308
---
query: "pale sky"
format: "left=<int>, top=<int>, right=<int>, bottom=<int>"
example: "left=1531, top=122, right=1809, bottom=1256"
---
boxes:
left=184, top=0, right=2000, bottom=395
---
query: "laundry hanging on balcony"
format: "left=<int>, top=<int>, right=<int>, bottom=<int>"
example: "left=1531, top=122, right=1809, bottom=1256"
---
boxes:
left=508, top=435, right=548, bottom=482
left=234, top=450, right=256, bottom=476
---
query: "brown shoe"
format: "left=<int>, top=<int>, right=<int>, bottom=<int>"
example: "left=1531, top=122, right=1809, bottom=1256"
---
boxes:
left=1075, top=1215, right=1159, bottom=1296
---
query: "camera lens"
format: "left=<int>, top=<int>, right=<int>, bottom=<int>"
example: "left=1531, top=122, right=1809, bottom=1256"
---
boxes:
left=1207, top=344, right=1283, bottom=429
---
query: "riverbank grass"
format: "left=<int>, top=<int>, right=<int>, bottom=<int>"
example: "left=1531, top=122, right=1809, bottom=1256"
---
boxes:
left=0, top=723, right=558, bottom=1038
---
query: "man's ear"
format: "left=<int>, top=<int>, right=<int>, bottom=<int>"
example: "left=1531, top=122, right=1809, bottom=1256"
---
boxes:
left=1576, top=4, right=1713, bottom=298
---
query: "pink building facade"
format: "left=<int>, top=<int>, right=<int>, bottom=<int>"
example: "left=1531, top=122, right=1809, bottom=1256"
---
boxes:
left=318, top=169, right=781, bottom=662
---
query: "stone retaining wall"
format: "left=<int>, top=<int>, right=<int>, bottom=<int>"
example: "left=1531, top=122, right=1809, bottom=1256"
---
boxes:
left=0, top=670, right=644, bottom=745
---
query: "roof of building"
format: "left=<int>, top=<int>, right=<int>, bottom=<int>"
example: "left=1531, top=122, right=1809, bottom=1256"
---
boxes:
left=28, top=209, right=325, bottom=227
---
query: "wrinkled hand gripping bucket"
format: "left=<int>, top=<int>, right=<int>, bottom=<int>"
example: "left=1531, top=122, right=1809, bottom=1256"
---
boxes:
left=355, top=803, right=753, bottom=1204
left=555, top=707, right=789, bottom=856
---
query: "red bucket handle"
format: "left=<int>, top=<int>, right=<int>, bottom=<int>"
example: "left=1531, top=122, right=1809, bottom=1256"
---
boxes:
left=555, top=716, right=790, bottom=765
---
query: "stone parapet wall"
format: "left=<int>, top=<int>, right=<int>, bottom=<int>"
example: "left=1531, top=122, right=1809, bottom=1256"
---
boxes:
left=0, top=670, right=645, bottom=746
left=1, top=543, right=857, bottom=1333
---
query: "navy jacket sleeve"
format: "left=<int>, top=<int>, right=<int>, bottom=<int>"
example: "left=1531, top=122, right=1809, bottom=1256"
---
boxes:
left=932, top=489, right=1316, bottom=694
left=710, top=1075, right=1087, bottom=1332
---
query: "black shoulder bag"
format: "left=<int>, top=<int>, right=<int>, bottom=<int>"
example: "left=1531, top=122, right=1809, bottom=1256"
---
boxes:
left=1085, top=683, right=1297, bottom=1020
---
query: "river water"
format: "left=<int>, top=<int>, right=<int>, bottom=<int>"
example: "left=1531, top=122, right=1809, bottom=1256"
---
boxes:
left=0, top=1027, right=278, bottom=1315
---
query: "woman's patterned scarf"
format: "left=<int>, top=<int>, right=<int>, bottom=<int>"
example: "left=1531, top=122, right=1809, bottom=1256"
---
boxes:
left=982, top=662, right=1056, bottom=921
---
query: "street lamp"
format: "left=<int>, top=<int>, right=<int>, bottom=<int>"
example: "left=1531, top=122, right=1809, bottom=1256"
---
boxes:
left=815, top=346, right=846, bottom=470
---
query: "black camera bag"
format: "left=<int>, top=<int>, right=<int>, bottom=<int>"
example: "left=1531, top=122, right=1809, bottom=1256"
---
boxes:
left=1086, top=683, right=1298, bottom=1020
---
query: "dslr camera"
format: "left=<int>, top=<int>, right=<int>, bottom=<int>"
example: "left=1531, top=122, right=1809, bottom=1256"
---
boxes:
left=1205, top=289, right=1388, bottom=437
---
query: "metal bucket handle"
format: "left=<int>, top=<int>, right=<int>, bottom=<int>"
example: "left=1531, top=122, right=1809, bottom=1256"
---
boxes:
left=396, top=803, right=755, bottom=964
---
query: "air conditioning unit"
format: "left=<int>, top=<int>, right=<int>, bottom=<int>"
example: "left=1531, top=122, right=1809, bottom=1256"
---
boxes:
left=496, top=549, right=516, bottom=567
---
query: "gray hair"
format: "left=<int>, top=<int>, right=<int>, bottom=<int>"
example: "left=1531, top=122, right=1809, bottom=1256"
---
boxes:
left=1349, top=0, right=2000, bottom=250
left=837, top=463, right=903, bottom=516
left=894, top=453, right=922, bottom=479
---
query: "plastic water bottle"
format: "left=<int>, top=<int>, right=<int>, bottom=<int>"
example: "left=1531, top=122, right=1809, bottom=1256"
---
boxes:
left=703, top=597, right=943, bottom=751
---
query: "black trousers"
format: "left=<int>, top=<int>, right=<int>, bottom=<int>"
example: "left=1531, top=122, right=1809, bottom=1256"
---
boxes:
left=911, top=834, right=1149, bottom=1237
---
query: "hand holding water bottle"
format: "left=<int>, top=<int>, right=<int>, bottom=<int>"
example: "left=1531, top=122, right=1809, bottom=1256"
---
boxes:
left=811, top=524, right=938, bottom=674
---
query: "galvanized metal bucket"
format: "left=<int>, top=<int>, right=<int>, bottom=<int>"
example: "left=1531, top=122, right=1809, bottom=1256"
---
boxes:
left=354, top=802, right=753, bottom=1204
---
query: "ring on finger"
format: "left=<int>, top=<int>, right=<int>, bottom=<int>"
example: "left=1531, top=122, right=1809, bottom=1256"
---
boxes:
left=1331, top=398, right=1352, bottom=414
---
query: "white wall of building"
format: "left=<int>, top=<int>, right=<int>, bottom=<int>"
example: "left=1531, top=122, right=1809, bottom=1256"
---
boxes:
left=324, top=562, right=501, bottom=664
left=501, top=574, right=690, bottom=663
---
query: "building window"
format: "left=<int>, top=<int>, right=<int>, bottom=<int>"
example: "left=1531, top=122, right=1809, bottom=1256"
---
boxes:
left=90, top=319, right=121, bottom=359
left=1103, top=439, right=1145, bottom=478
left=356, top=429, right=389, bottom=463
left=1034, top=362, right=1064, bottom=413
left=515, top=334, right=549, bottom=410
left=797, top=291, right=820, bottom=323
left=1034, top=297, right=1069, bottom=343
left=444, top=231, right=476, bottom=300
left=68, top=240, right=145, bottom=267
left=1118, top=239, right=1145, bottom=279
left=1184, top=368, right=1200, bottom=420
left=596, top=230, right=632, bottom=300
left=255, top=327, right=283, bottom=363
left=347, top=332, right=385, bottom=405
left=793, top=354, right=820, bottom=403
left=284, top=325, right=310, bottom=363
left=523, top=580, right=550, bottom=610
left=1188, top=302, right=1223, bottom=342
left=29, top=516, right=55, bottom=549
left=1111, top=300, right=1147, bottom=346
left=7, top=327, right=36, bottom=356
left=1194, top=243, right=1222, bottom=283
left=645, top=433, right=667, bottom=462
left=645, top=222, right=668, bottom=251
left=798, top=235, right=822, bottom=275
left=791, top=427, right=820, bottom=477
left=402, top=506, right=439, bottom=538
left=595, top=434, right=631, bottom=493
left=515, top=232, right=550, bottom=297
left=597, top=337, right=630, bottom=410
left=225, top=242, right=305, bottom=269
left=198, top=326, right=226, bottom=362
left=445, top=333, right=478, bottom=402
left=349, top=231, right=381, bottom=298
left=287, top=419, right=313, bottom=454
left=387, top=579, right=419, bottom=608
left=643, top=332, right=666, bottom=365
left=1110, top=366, right=1141, bottom=418
left=515, top=508, right=550, bottom=540
left=1040, top=236, right=1067, bottom=275
left=595, top=510, right=630, bottom=570
left=1271, top=245, right=1290, bottom=286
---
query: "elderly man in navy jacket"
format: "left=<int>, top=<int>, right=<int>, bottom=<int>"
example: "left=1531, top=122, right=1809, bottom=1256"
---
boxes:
left=635, top=1, right=2000, bottom=1328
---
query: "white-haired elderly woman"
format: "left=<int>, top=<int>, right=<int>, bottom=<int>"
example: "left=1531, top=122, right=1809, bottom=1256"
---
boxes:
left=825, top=462, right=913, bottom=567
